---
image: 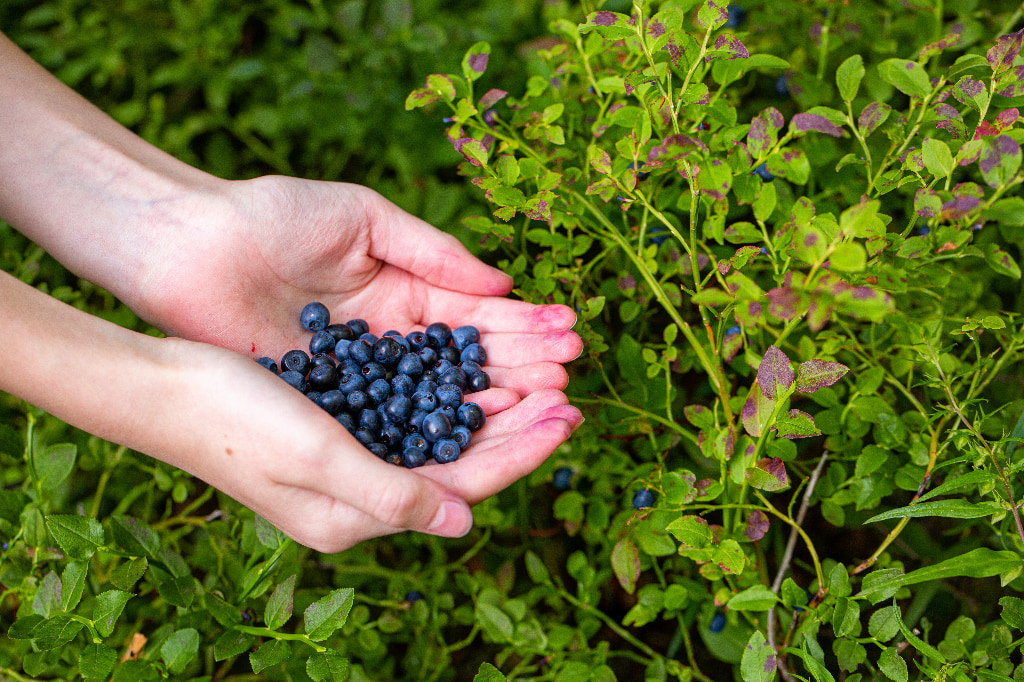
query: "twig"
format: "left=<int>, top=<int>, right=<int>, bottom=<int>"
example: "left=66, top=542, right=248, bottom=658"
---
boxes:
left=766, top=451, right=829, bottom=682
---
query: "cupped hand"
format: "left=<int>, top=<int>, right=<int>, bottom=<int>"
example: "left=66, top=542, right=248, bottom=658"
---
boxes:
left=138, top=175, right=581, bottom=397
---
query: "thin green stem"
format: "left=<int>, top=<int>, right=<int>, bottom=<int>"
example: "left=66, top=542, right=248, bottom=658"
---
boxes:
left=232, top=624, right=327, bottom=653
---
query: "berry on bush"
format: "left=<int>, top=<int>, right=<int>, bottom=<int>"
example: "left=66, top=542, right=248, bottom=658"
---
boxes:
left=552, top=467, right=574, bottom=490
left=632, top=489, right=655, bottom=510
left=258, top=302, right=492, bottom=466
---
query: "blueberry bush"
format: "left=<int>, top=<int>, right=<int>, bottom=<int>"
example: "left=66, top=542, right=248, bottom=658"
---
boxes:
left=4, top=0, right=1024, bottom=680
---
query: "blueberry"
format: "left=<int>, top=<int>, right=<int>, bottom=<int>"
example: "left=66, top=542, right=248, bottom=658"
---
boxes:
left=434, top=359, right=455, bottom=377
left=774, top=75, right=789, bottom=97
left=451, top=325, right=481, bottom=351
left=403, top=447, right=427, bottom=468
left=353, top=428, right=375, bottom=447
left=432, top=438, right=461, bottom=464
left=347, top=390, right=370, bottom=412
left=457, top=402, right=486, bottom=432
left=436, top=405, right=457, bottom=424
left=383, top=330, right=411, bottom=353
left=359, top=408, right=382, bottom=432
left=279, top=370, right=307, bottom=391
left=405, top=590, right=425, bottom=603
left=316, top=390, right=346, bottom=415
left=255, top=357, right=279, bottom=373
left=403, top=433, right=428, bottom=452
left=438, top=366, right=468, bottom=391
left=383, top=394, right=413, bottom=423
left=310, top=353, right=336, bottom=370
left=336, top=412, right=355, bottom=432
left=325, top=322, right=354, bottom=342
left=379, top=423, right=406, bottom=449
left=339, top=373, right=367, bottom=395
left=307, top=363, right=338, bottom=392
left=397, top=353, right=424, bottom=378
left=425, top=322, right=453, bottom=349
left=338, top=358, right=360, bottom=376
left=552, top=467, right=574, bottom=490
left=334, top=339, right=352, bottom=360
left=467, top=370, right=491, bottom=393
left=373, top=336, right=403, bottom=366
left=753, top=162, right=775, bottom=182
left=724, top=4, right=746, bottom=29
left=348, top=338, right=374, bottom=365
left=726, top=325, right=741, bottom=336
left=309, top=330, right=337, bottom=356
left=417, top=347, right=438, bottom=368
left=406, top=330, right=429, bottom=351
left=460, top=360, right=483, bottom=375
left=300, top=302, right=330, bottom=332
left=305, top=390, right=322, bottom=402
left=438, top=346, right=461, bottom=364
left=370, top=443, right=390, bottom=460
left=632, top=489, right=655, bottom=510
left=367, top=378, right=392, bottom=406
left=450, top=424, right=472, bottom=449
left=346, top=319, right=369, bottom=336
left=709, top=611, right=727, bottom=633
left=421, top=411, right=453, bottom=443
left=281, top=349, right=310, bottom=375
left=435, top=384, right=463, bottom=410
left=416, top=379, right=439, bottom=396
left=460, top=343, right=487, bottom=365
left=360, top=361, right=387, bottom=383
left=407, top=409, right=429, bottom=433
left=391, top=373, right=416, bottom=396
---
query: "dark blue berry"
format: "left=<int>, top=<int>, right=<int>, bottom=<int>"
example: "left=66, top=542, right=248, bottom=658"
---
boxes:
left=336, top=412, right=355, bottom=432
left=347, top=390, right=370, bottom=412
left=435, top=405, right=456, bottom=425
left=406, top=331, right=428, bottom=351
left=316, top=390, right=346, bottom=415
left=710, top=612, right=727, bottom=633
left=724, top=4, right=746, bottom=29
left=552, top=467, right=574, bottom=490
left=360, top=333, right=379, bottom=347
left=383, top=394, right=413, bottom=423
left=367, top=378, right=391, bottom=406
left=307, top=363, right=338, bottom=392
left=450, top=424, right=472, bottom=449
left=358, top=408, right=382, bottom=432
left=402, top=433, right=428, bottom=452
left=391, top=373, right=416, bottom=396
left=467, top=370, right=491, bottom=393
left=338, top=358, right=360, bottom=376
left=310, top=330, right=336, bottom=355
left=397, top=353, right=424, bottom=378
left=300, top=302, right=330, bottom=332
left=334, top=339, right=352, bottom=360
left=379, top=423, right=406, bottom=449
left=339, top=373, right=367, bottom=395
left=421, top=412, right=452, bottom=443
left=434, top=359, right=455, bottom=377
left=439, top=366, right=468, bottom=391
left=369, top=443, right=390, bottom=459
left=425, top=322, right=453, bottom=349
left=353, top=428, right=375, bottom=447
left=279, top=370, right=307, bottom=391
left=432, top=438, right=461, bottom=463
left=405, top=590, right=425, bottom=603
left=451, top=325, right=481, bottom=351
left=726, top=325, right=741, bottom=336
left=281, top=349, right=310, bottom=375
left=373, top=336, right=403, bottom=366
left=403, top=447, right=427, bottom=468
left=435, top=384, right=463, bottom=410
left=417, top=347, right=438, bottom=368
left=457, top=402, right=486, bottom=431
left=305, top=390, right=322, bottom=402
left=460, top=343, right=487, bottom=365
left=346, top=319, right=369, bottom=336
left=325, top=323, right=353, bottom=342
left=407, top=409, right=429, bottom=433
left=647, top=226, right=669, bottom=245
left=256, top=357, right=279, bottom=373
left=774, top=75, right=789, bottom=97
left=348, top=339, right=373, bottom=365
left=460, top=360, right=483, bottom=375
left=753, top=162, right=775, bottom=182
left=383, top=330, right=411, bottom=352
left=632, top=489, right=655, bottom=510
left=416, top=379, right=439, bottom=396
left=438, top=346, right=461, bottom=364
left=310, top=353, right=336, bottom=370
left=360, top=362, right=386, bottom=383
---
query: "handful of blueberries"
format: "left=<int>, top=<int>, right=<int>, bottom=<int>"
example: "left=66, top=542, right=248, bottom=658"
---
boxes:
left=255, top=302, right=489, bottom=468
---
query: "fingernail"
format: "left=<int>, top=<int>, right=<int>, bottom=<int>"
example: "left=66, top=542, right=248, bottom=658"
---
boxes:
left=427, top=499, right=473, bottom=537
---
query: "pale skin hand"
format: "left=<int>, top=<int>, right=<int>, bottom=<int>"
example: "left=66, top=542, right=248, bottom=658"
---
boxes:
left=0, top=33, right=585, bottom=551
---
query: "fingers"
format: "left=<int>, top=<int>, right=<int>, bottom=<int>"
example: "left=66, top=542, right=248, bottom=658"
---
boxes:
left=413, top=291, right=578, bottom=335
left=481, top=329, right=583, bottom=368
left=482, top=362, right=570, bottom=397
left=362, top=190, right=513, bottom=297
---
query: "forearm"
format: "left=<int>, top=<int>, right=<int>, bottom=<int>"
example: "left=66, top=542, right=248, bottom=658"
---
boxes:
left=0, top=32, right=227, bottom=310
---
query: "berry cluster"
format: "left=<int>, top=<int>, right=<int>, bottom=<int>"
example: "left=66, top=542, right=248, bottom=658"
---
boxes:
left=256, top=302, right=490, bottom=467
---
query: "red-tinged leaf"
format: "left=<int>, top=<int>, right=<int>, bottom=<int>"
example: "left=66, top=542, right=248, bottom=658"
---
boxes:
left=979, top=135, right=1022, bottom=188
left=858, top=102, right=892, bottom=137
left=698, top=0, right=730, bottom=30
left=746, top=458, right=790, bottom=492
left=404, top=88, right=439, bottom=110
left=920, top=31, right=962, bottom=61
left=587, top=144, right=612, bottom=175
left=757, top=345, right=794, bottom=400
left=996, top=108, right=1020, bottom=131
left=462, top=42, right=491, bottom=81
left=766, top=285, right=807, bottom=320
left=914, top=188, right=942, bottom=218
left=934, top=103, right=967, bottom=139
left=578, top=10, right=635, bottom=40
left=997, top=65, right=1024, bottom=97
left=774, top=409, right=821, bottom=439
left=795, top=359, right=849, bottom=393
left=744, top=511, right=770, bottom=541
left=741, top=384, right=776, bottom=437
left=611, top=539, right=641, bottom=594
left=478, top=88, right=508, bottom=110
left=709, top=33, right=748, bottom=61
left=987, top=29, right=1024, bottom=76
left=953, top=76, right=988, bottom=113
left=454, top=138, right=489, bottom=167
left=791, top=113, right=844, bottom=137
left=747, top=107, right=785, bottom=157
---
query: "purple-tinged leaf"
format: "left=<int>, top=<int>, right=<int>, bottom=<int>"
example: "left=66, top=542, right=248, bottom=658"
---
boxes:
left=914, top=188, right=942, bottom=218
left=722, top=329, right=743, bottom=363
left=953, top=76, right=988, bottom=113
left=714, top=426, right=735, bottom=461
left=987, top=29, right=1024, bottom=76
left=744, top=511, right=770, bottom=541
left=858, top=102, right=892, bottom=137
left=425, top=74, right=456, bottom=101
left=453, top=138, right=488, bottom=167
left=791, top=113, right=845, bottom=137
left=757, top=346, right=794, bottom=400
left=745, top=458, right=790, bottom=492
left=478, top=89, right=507, bottom=110
left=796, top=360, right=849, bottom=393
left=646, top=134, right=707, bottom=164
left=709, top=34, right=749, bottom=61
left=997, top=65, right=1024, bottom=97
left=985, top=243, right=1022, bottom=279
left=766, top=286, right=806, bottom=320
left=774, top=409, right=822, bottom=439
left=806, top=294, right=833, bottom=332
left=933, top=103, right=966, bottom=139
left=683, top=404, right=715, bottom=429
left=741, top=386, right=776, bottom=438
left=579, top=11, right=636, bottom=40
left=461, top=42, right=491, bottom=82
left=697, top=0, right=730, bottom=30
left=747, top=107, right=785, bottom=157
left=920, top=31, right=962, bottom=61
left=587, top=144, right=612, bottom=175
left=996, top=108, right=1020, bottom=131
left=404, top=88, right=439, bottom=111
left=979, top=134, right=1022, bottom=188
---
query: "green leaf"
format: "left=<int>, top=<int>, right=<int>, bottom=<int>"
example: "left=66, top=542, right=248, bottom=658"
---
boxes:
left=829, top=241, right=867, bottom=272
left=32, top=570, right=61, bottom=618
left=161, top=628, right=199, bottom=675
left=110, top=557, right=148, bottom=591
left=32, top=613, right=84, bottom=650
left=774, top=409, right=821, bottom=439
left=745, top=458, right=790, bottom=492
left=157, top=574, right=196, bottom=609
left=46, top=514, right=104, bottom=559
left=727, top=585, right=778, bottom=611
left=32, top=443, right=76, bottom=491
left=740, top=630, right=777, bottom=681
left=869, top=605, right=901, bottom=642
left=999, top=596, right=1024, bottom=630
left=665, top=515, right=713, bottom=549
left=892, top=599, right=945, bottom=663
left=306, top=651, right=351, bottom=681
left=476, top=602, right=514, bottom=642
left=857, top=548, right=1021, bottom=602
left=863, top=499, right=1004, bottom=523
left=93, top=590, right=133, bottom=637
left=923, top=138, right=954, bottom=178
left=787, top=639, right=837, bottom=682
left=611, top=539, right=640, bottom=594
left=250, top=639, right=292, bottom=674
left=833, top=597, right=861, bottom=637
left=587, top=143, right=612, bottom=175
left=578, top=11, right=635, bottom=40
left=304, top=588, right=355, bottom=642
left=836, top=54, right=865, bottom=102
left=265, top=574, right=296, bottom=631
left=110, top=515, right=160, bottom=557
left=214, top=629, right=256, bottom=661
left=985, top=244, right=1022, bottom=279
left=80, top=643, right=117, bottom=679
left=404, top=88, right=439, bottom=110
left=524, top=550, right=550, bottom=584
left=474, top=663, right=508, bottom=682
left=61, top=561, right=88, bottom=612
left=878, top=647, right=909, bottom=682
left=877, top=59, right=932, bottom=98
